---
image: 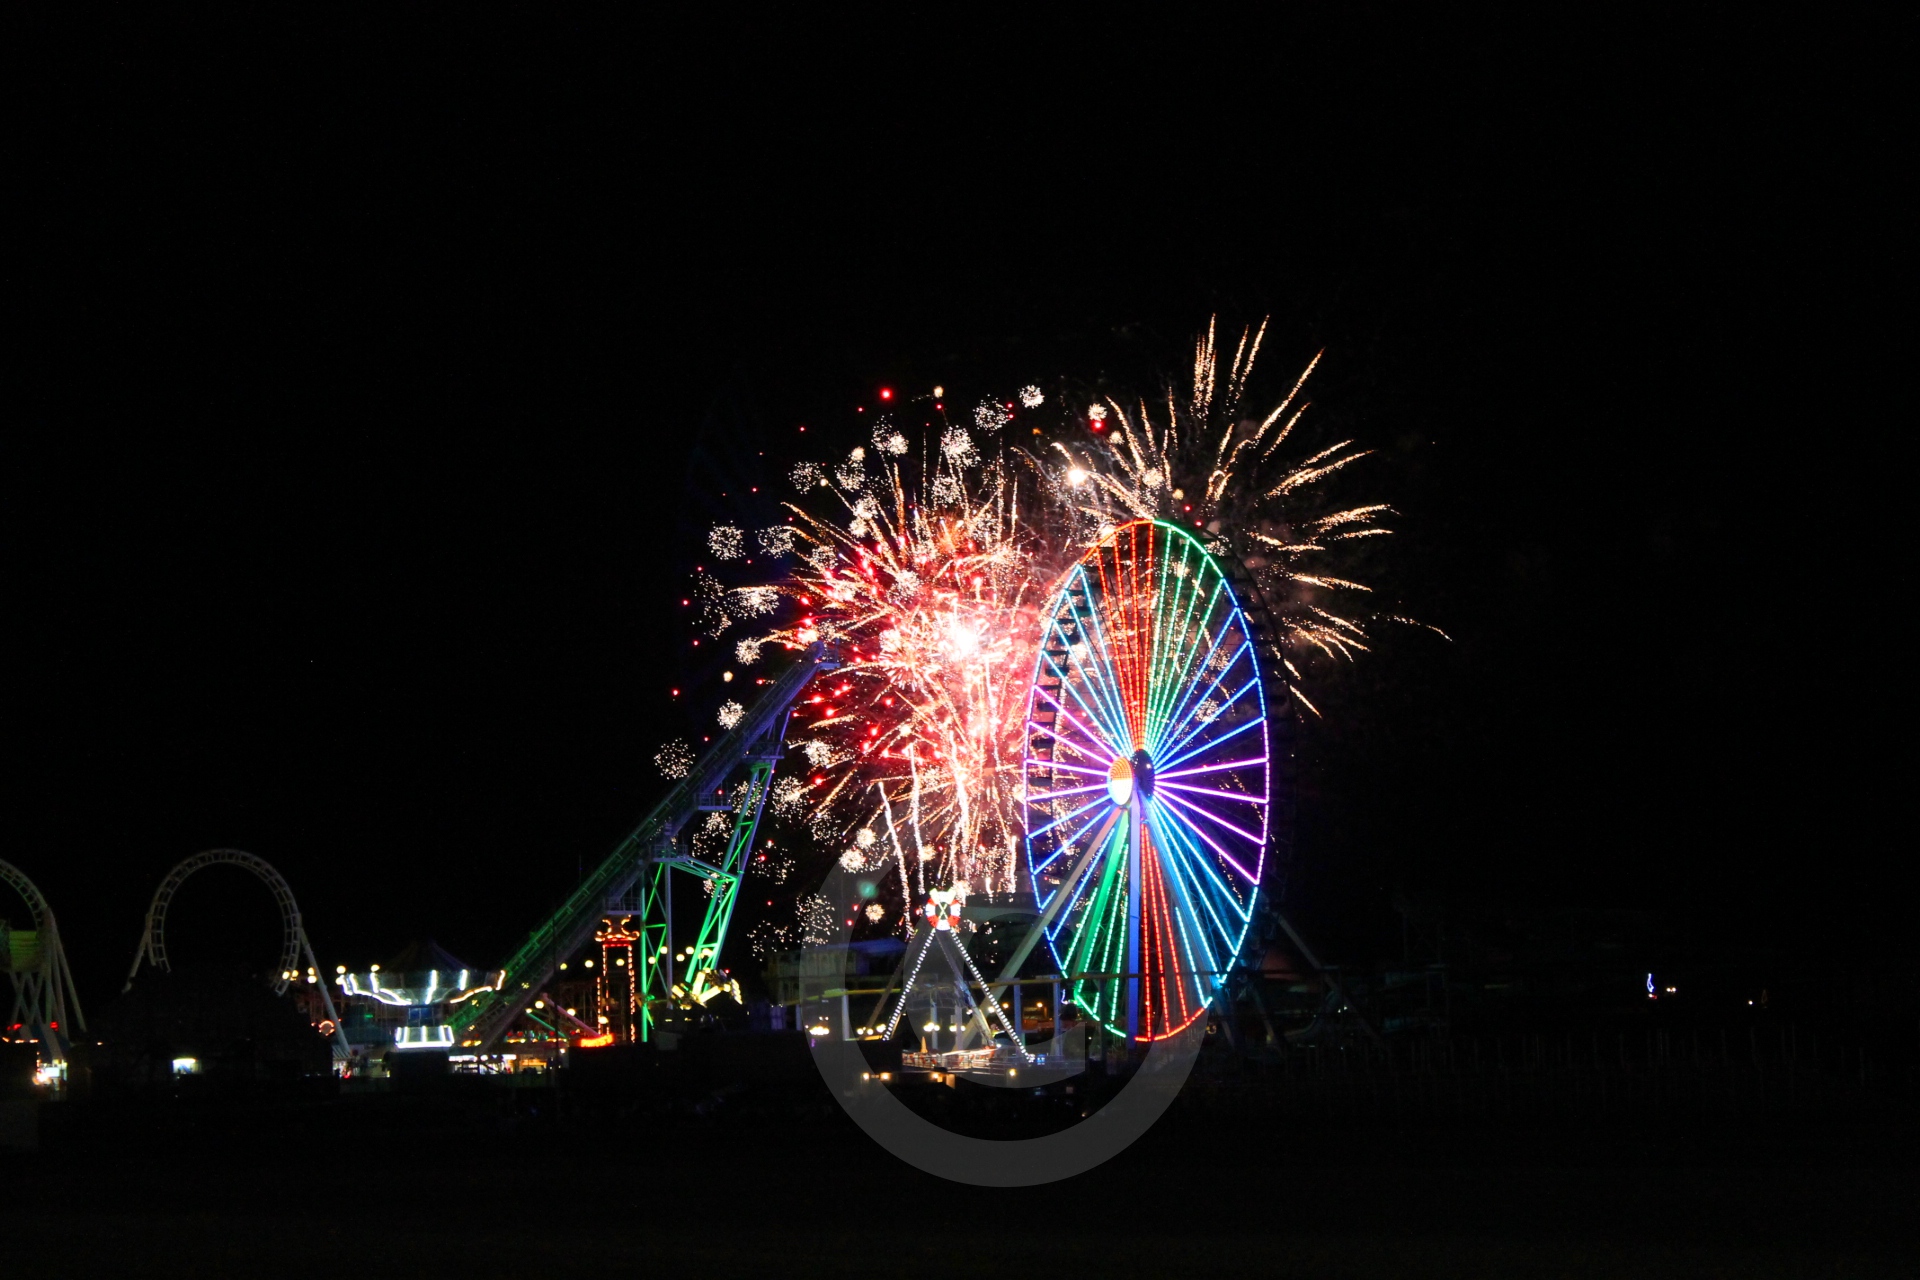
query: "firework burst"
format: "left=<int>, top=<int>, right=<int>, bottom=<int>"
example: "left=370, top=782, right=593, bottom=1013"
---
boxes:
left=669, top=318, right=1423, bottom=955
left=744, top=431, right=1066, bottom=906
left=1043, top=318, right=1432, bottom=714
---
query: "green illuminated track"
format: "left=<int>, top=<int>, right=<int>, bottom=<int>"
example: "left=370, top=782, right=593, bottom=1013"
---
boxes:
left=450, top=644, right=838, bottom=1048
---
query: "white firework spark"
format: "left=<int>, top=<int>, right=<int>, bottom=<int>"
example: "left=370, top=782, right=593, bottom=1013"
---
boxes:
left=653, top=739, right=693, bottom=780
left=941, top=426, right=978, bottom=466
left=1045, top=316, right=1434, bottom=703
left=705, top=320, right=1420, bottom=951
left=740, top=426, right=1067, bottom=910
left=730, top=586, right=779, bottom=617
left=974, top=401, right=1012, bottom=433
left=790, top=461, right=826, bottom=490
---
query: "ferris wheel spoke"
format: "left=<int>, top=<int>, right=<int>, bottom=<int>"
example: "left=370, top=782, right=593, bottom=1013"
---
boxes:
left=1029, top=804, right=1111, bottom=879
left=1155, top=589, right=1227, bottom=753
left=1147, top=550, right=1224, bottom=748
left=1151, top=577, right=1235, bottom=729
left=1083, top=555, right=1141, bottom=749
left=1026, top=793, right=1111, bottom=841
left=1061, top=586, right=1135, bottom=748
left=1157, top=755, right=1270, bottom=780
left=1154, top=625, right=1249, bottom=756
left=1152, top=640, right=1244, bottom=759
left=1154, top=785, right=1267, bottom=853
left=1039, top=654, right=1131, bottom=758
left=1150, top=791, right=1262, bottom=884
left=1152, top=829, right=1216, bottom=1037
left=1108, top=528, right=1143, bottom=742
left=1033, top=688, right=1127, bottom=765
left=1122, top=525, right=1159, bottom=747
left=1044, top=814, right=1123, bottom=944
left=1155, top=780, right=1267, bottom=806
left=1139, top=837, right=1179, bottom=1034
left=1031, top=758, right=1115, bottom=780
left=1150, top=805, right=1251, bottom=936
left=1157, top=675, right=1262, bottom=766
left=1025, top=713, right=1117, bottom=769
left=1142, top=527, right=1185, bottom=746
left=1070, top=592, right=1138, bottom=752
left=1045, top=603, right=1131, bottom=748
left=1169, top=862, right=1217, bottom=1014
left=1067, top=839, right=1128, bottom=1011
left=1154, top=706, right=1266, bottom=775
left=1024, top=781, right=1111, bottom=806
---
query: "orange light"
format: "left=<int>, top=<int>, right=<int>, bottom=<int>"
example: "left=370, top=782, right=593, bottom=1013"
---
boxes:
left=576, top=1032, right=615, bottom=1048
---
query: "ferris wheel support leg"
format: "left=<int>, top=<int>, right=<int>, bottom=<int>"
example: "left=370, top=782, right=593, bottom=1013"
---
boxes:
left=1268, top=906, right=1382, bottom=1046
left=1124, top=798, right=1145, bottom=1042
left=986, top=807, right=1122, bottom=1004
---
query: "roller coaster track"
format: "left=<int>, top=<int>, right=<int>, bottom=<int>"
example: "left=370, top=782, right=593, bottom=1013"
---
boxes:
left=449, top=643, right=839, bottom=1051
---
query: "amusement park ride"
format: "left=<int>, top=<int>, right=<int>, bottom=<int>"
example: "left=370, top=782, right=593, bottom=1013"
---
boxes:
left=446, top=641, right=842, bottom=1051
left=3, top=520, right=1356, bottom=1092
left=1, top=859, right=85, bottom=1087
left=123, top=848, right=352, bottom=1064
left=450, top=518, right=1320, bottom=1071
left=845, top=519, right=1340, bottom=1077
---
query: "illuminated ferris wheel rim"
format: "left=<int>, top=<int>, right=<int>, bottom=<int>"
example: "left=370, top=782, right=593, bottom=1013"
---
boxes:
left=1020, top=517, right=1270, bottom=1042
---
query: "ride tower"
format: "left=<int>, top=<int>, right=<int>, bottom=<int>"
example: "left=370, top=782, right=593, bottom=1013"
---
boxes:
left=592, top=916, right=641, bottom=1042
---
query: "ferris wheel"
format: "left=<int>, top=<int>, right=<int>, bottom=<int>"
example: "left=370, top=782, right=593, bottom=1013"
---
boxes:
left=1022, top=519, right=1270, bottom=1042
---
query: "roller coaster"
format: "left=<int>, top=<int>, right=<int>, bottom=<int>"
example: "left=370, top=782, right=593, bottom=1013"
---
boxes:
left=459, top=519, right=1345, bottom=1069
left=6, top=526, right=1351, bottom=1090
left=446, top=641, right=842, bottom=1050
left=1, top=859, right=85, bottom=1083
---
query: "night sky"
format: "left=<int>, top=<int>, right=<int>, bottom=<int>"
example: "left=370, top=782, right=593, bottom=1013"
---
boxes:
left=11, top=14, right=1901, bottom=1014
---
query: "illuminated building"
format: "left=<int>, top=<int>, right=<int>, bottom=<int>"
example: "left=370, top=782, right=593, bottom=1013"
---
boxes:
left=593, top=916, right=642, bottom=1042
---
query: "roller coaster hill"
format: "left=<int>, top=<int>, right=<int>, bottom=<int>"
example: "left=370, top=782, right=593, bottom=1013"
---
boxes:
left=0, top=535, right=1445, bottom=1104
left=0, top=644, right=840, bottom=1111
left=8, top=566, right=1839, bottom=1118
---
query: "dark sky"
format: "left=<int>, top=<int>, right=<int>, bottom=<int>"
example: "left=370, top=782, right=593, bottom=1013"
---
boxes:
left=10, top=13, right=1902, bottom=1008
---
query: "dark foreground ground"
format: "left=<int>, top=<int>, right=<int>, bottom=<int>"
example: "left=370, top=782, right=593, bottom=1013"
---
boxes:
left=5, top=1055, right=1915, bottom=1279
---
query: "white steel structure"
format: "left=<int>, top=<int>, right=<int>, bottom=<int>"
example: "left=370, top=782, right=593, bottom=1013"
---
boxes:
left=1, top=858, right=86, bottom=1071
left=124, top=849, right=349, bottom=1064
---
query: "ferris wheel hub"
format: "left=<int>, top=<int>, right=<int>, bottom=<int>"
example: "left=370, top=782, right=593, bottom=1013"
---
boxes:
left=1105, top=751, right=1157, bottom=806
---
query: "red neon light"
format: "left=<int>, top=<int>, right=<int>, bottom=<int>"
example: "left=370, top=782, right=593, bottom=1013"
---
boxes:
left=576, top=1032, right=615, bottom=1048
